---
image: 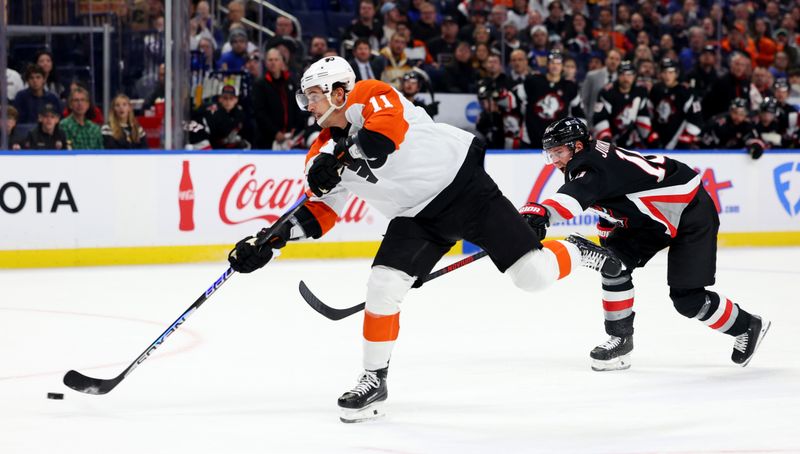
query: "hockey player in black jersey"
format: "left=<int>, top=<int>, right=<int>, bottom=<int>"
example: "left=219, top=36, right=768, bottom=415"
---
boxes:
left=520, top=50, right=585, bottom=148
left=754, top=97, right=785, bottom=149
left=773, top=79, right=799, bottom=147
left=649, top=58, right=703, bottom=149
left=521, top=117, right=770, bottom=371
left=592, top=60, right=658, bottom=149
left=700, top=98, right=765, bottom=159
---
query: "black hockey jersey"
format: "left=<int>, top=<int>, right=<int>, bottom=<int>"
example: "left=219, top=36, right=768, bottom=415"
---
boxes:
left=699, top=114, right=759, bottom=149
left=649, top=82, right=703, bottom=149
left=776, top=101, right=799, bottom=147
left=520, top=74, right=585, bottom=148
left=754, top=119, right=785, bottom=148
left=592, top=83, right=653, bottom=148
left=539, top=140, right=701, bottom=238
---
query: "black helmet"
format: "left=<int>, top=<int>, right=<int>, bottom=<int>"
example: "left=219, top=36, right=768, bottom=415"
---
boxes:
left=542, top=117, right=589, bottom=150
left=660, top=58, right=678, bottom=72
left=730, top=97, right=748, bottom=111
left=760, top=97, right=778, bottom=114
left=402, top=71, right=421, bottom=83
left=618, top=60, right=636, bottom=75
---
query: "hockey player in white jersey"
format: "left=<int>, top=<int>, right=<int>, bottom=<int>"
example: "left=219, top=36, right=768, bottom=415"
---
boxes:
left=227, top=56, right=622, bottom=423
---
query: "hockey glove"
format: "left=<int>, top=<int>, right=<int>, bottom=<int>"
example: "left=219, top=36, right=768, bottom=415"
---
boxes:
left=747, top=140, right=765, bottom=160
left=228, top=223, right=291, bottom=273
left=519, top=202, right=550, bottom=240
left=596, top=219, right=616, bottom=247
left=307, top=152, right=344, bottom=197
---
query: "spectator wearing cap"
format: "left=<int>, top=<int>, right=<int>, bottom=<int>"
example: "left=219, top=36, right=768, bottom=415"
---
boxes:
left=679, top=26, right=706, bottom=73
left=348, top=38, right=386, bottom=82
left=495, top=19, right=526, bottom=65
left=702, top=52, right=752, bottom=121
left=244, top=52, right=263, bottom=79
left=200, top=84, right=251, bottom=149
left=1, top=106, right=25, bottom=150
left=581, top=48, right=621, bottom=129
left=251, top=48, right=305, bottom=149
left=380, top=2, right=404, bottom=47
left=343, top=0, right=383, bottom=51
left=528, top=25, right=550, bottom=73
left=60, top=86, right=103, bottom=149
left=442, top=41, right=479, bottom=93
left=411, top=2, right=439, bottom=44
left=13, top=64, right=61, bottom=124
left=427, top=15, right=460, bottom=67
left=23, top=103, right=68, bottom=150
left=220, top=24, right=258, bottom=55
left=218, top=28, right=250, bottom=72
left=686, top=45, right=719, bottom=105
left=773, top=29, right=799, bottom=70
left=101, top=94, right=148, bottom=149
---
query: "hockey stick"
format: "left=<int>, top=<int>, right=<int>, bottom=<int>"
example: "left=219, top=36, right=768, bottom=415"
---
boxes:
left=63, top=194, right=308, bottom=395
left=299, top=250, right=490, bottom=321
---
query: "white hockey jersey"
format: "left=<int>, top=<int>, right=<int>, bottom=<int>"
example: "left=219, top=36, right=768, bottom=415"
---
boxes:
left=302, top=79, right=476, bottom=235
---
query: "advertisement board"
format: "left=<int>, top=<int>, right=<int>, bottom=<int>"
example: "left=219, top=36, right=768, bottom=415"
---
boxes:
left=1, top=149, right=799, bottom=267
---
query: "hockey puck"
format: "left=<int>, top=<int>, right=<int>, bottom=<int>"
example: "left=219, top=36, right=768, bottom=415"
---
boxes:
left=47, top=392, right=64, bottom=400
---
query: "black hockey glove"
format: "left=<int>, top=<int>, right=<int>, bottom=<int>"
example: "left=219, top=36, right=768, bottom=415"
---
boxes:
left=519, top=202, right=550, bottom=240
left=747, top=141, right=765, bottom=160
left=228, top=223, right=291, bottom=273
left=307, top=152, right=344, bottom=197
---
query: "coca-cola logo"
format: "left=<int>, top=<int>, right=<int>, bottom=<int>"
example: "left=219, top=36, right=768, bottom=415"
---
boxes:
left=219, top=164, right=372, bottom=225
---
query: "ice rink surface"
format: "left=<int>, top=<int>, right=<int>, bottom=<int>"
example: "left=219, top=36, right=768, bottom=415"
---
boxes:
left=2, top=247, right=799, bottom=454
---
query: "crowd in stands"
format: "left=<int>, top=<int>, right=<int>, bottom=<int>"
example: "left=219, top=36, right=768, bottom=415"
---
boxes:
left=4, top=0, right=800, bottom=155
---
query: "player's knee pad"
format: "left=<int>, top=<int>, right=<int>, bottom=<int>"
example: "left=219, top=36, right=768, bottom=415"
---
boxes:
left=669, top=287, right=708, bottom=318
left=507, top=249, right=559, bottom=293
left=366, top=265, right=416, bottom=315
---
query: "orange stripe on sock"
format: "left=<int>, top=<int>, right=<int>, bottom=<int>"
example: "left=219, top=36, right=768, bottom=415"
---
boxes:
left=363, top=311, right=400, bottom=342
left=543, top=240, right=572, bottom=279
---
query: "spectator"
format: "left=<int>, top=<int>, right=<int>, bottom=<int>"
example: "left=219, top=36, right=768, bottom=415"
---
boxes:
left=668, top=11, right=689, bottom=51
left=565, top=13, right=592, bottom=78
left=102, top=94, right=148, bottom=149
left=143, top=64, right=165, bottom=111
left=594, top=8, right=629, bottom=51
left=636, top=59, right=656, bottom=93
left=679, top=27, right=706, bottom=73
left=348, top=38, right=386, bottom=82
left=194, top=36, right=218, bottom=71
left=62, top=80, right=104, bottom=126
left=426, top=15, right=460, bottom=66
left=60, top=86, right=103, bottom=149
left=624, top=13, right=649, bottom=49
left=443, top=41, right=478, bottom=93
left=528, top=25, right=550, bottom=73
left=13, top=65, right=61, bottom=124
left=379, top=33, right=416, bottom=88
left=544, top=1, right=566, bottom=38
left=23, top=103, right=68, bottom=150
left=243, top=53, right=262, bottom=79
left=219, top=23, right=258, bottom=55
left=581, top=48, right=621, bottom=129
left=506, top=0, right=529, bottom=31
left=764, top=1, right=782, bottom=31
left=753, top=18, right=778, bottom=68
left=221, top=0, right=246, bottom=43
left=686, top=44, right=719, bottom=105
left=702, top=52, right=752, bottom=120
left=380, top=2, right=405, bottom=46
left=343, top=0, right=383, bottom=50
left=35, top=50, right=65, bottom=98
left=1, top=106, right=24, bottom=150
left=200, top=84, right=250, bottom=149
left=773, top=29, right=799, bottom=70
left=681, top=0, right=701, bottom=27
left=614, top=3, right=632, bottom=35
left=563, top=57, right=578, bottom=82
left=486, top=4, right=507, bottom=43
left=218, top=28, right=250, bottom=72
left=251, top=48, right=305, bottom=149
left=472, top=43, right=492, bottom=79
left=5, top=68, right=24, bottom=102
left=508, top=48, right=532, bottom=88
left=189, top=9, right=218, bottom=53
left=305, top=36, right=330, bottom=69
left=411, top=2, right=439, bottom=43
left=722, top=21, right=757, bottom=63
left=751, top=66, right=775, bottom=108
left=396, top=22, right=433, bottom=65
left=458, top=5, right=490, bottom=44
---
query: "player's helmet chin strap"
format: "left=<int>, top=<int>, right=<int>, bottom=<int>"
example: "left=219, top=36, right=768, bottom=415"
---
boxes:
left=317, top=91, right=347, bottom=126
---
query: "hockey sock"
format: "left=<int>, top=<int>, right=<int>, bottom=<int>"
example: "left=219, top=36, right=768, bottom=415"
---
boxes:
left=542, top=240, right=581, bottom=279
left=362, top=266, right=415, bottom=371
left=694, top=292, right=752, bottom=337
left=602, top=272, right=635, bottom=336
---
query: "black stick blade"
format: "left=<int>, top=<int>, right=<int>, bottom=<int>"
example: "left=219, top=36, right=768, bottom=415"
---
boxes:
left=298, top=281, right=365, bottom=321
left=63, top=370, right=121, bottom=395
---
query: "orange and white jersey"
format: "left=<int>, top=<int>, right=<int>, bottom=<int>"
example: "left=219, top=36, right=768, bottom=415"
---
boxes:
left=303, top=79, right=475, bottom=234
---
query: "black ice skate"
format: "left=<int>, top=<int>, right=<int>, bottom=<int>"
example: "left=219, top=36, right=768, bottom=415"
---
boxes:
left=565, top=234, right=624, bottom=277
left=732, top=315, right=771, bottom=367
left=338, top=367, right=388, bottom=423
left=590, top=335, right=633, bottom=371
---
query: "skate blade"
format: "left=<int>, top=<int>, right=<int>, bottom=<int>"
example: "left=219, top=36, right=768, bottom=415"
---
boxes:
left=741, top=319, right=771, bottom=367
left=591, top=353, right=632, bottom=371
left=339, top=402, right=386, bottom=424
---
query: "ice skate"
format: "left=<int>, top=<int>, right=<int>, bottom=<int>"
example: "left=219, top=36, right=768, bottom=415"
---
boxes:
left=565, top=234, right=624, bottom=277
left=732, top=315, right=771, bottom=367
left=338, top=367, right=388, bottom=423
left=590, top=335, right=633, bottom=371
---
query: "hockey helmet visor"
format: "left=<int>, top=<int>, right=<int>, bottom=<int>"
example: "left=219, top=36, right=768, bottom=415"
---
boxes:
left=541, top=117, right=589, bottom=164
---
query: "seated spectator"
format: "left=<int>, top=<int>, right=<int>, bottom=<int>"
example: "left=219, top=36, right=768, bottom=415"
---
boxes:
left=143, top=64, right=166, bottom=111
left=13, top=64, right=61, bottom=124
left=252, top=48, right=305, bottom=149
left=193, top=36, right=218, bottom=71
left=60, top=87, right=103, bottom=149
left=443, top=41, right=478, bottom=93
left=506, top=0, right=529, bottom=31
left=218, top=28, right=250, bottom=72
left=752, top=17, right=777, bottom=68
left=773, top=29, right=799, bottom=70
left=342, top=0, right=383, bottom=51
left=411, top=2, right=439, bottom=43
left=495, top=19, right=525, bottom=65
left=426, top=15, right=460, bottom=67
left=528, top=25, right=550, bottom=73
left=220, top=23, right=258, bottom=55
left=102, top=94, right=148, bottom=149
left=348, top=38, right=385, bottom=82
left=379, top=32, right=417, bottom=89
left=35, top=49, right=65, bottom=99
left=22, top=103, right=68, bottom=150
left=380, top=2, right=405, bottom=46
left=62, top=80, right=104, bottom=126
left=1, top=106, right=25, bottom=150
left=200, top=84, right=250, bottom=149
left=305, top=36, right=330, bottom=68
left=221, top=0, right=246, bottom=43
left=770, top=51, right=790, bottom=80
left=243, top=52, right=262, bottom=79
left=192, top=0, right=223, bottom=47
